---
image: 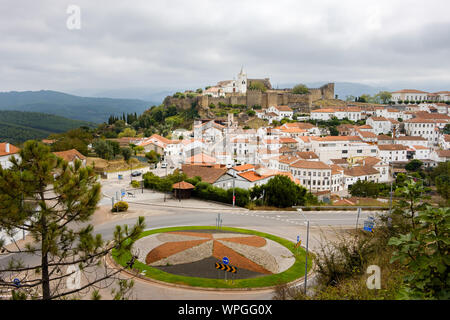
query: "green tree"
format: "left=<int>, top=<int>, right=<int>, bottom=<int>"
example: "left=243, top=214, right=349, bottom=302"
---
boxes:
left=405, top=159, right=423, bottom=172
left=374, top=91, right=392, bottom=104
left=388, top=206, right=450, bottom=299
left=145, top=150, right=161, bottom=164
left=349, top=180, right=381, bottom=198
left=248, top=82, right=267, bottom=92
left=118, top=128, right=136, bottom=138
left=121, top=147, right=132, bottom=161
left=93, top=139, right=113, bottom=160
left=443, top=124, right=450, bottom=134
left=0, top=141, right=145, bottom=300
left=262, top=175, right=309, bottom=208
left=292, top=84, right=309, bottom=95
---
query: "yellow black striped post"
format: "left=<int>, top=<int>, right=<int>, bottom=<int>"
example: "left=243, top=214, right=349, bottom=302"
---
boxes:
left=215, top=263, right=237, bottom=273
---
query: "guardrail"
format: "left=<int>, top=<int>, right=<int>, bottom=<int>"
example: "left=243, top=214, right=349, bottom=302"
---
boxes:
left=293, top=206, right=390, bottom=211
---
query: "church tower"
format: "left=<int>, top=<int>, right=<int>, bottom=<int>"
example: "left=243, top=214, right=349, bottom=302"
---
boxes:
left=237, top=66, right=247, bottom=94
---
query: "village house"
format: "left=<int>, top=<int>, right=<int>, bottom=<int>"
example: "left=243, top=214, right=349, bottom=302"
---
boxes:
left=53, top=149, right=87, bottom=167
left=0, top=142, right=21, bottom=169
left=310, top=136, right=378, bottom=163
left=378, top=144, right=408, bottom=163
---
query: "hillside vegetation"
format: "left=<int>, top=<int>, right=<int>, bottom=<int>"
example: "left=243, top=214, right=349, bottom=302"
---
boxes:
left=0, top=90, right=155, bottom=123
left=0, top=110, right=95, bottom=145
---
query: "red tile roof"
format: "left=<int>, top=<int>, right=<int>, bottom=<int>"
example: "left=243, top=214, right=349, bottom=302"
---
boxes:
left=53, top=149, right=86, bottom=162
left=0, top=143, right=20, bottom=157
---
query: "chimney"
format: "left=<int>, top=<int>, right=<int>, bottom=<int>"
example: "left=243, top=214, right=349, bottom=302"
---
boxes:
left=5, top=143, right=10, bottom=153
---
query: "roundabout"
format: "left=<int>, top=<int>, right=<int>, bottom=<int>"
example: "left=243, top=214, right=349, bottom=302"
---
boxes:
left=112, top=226, right=312, bottom=290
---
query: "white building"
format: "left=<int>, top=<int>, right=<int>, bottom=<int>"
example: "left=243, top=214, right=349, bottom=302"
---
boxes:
left=366, top=117, right=396, bottom=135
left=378, top=144, right=408, bottom=163
left=203, top=68, right=248, bottom=97
left=0, top=143, right=21, bottom=169
left=289, top=160, right=334, bottom=193
left=343, top=166, right=381, bottom=190
left=403, top=119, right=446, bottom=146
left=310, top=136, right=378, bottom=163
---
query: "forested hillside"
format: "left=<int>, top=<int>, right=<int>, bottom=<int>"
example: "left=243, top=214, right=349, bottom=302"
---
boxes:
left=0, top=110, right=95, bottom=145
left=0, top=90, right=155, bottom=123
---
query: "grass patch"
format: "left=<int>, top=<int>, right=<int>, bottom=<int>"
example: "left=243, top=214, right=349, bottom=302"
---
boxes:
left=112, top=226, right=313, bottom=289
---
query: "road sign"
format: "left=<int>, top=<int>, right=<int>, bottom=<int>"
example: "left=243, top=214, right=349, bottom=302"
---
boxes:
left=297, top=235, right=300, bottom=242
left=13, top=278, right=20, bottom=288
left=222, top=257, right=229, bottom=265
left=215, top=262, right=237, bottom=273
left=295, top=240, right=302, bottom=248
left=363, top=219, right=375, bottom=232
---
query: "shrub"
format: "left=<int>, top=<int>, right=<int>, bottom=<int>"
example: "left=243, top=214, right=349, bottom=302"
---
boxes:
left=112, top=201, right=128, bottom=212
left=131, top=180, right=140, bottom=188
left=292, top=84, right=309, bottom=94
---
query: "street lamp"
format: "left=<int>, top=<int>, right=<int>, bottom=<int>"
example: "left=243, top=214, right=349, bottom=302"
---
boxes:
left=297, top=209, right=310, bottom=294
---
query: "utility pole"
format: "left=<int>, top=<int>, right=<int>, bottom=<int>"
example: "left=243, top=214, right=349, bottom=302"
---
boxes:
left=232, top=171, right=236, bottom=207
left=304, top=220, right=310, bottom=294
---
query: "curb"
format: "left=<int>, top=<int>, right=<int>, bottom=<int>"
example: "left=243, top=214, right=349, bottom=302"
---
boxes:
left=107, top=254, right=313, bottom=292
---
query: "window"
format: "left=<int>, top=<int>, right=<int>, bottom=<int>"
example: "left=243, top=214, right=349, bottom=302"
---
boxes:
left=342, top=150, right=348, bottom=154
left=357, top=150, right=362, bottom=153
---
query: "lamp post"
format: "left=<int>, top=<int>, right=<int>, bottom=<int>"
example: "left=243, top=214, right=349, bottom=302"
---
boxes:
left=298, top=210, right=310, bottom=294
left=232, top=171, right=236, bottom=207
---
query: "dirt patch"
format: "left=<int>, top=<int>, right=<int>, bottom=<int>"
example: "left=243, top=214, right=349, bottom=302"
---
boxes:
left=154, top=256, right=264, bottom=280
left=212, top=241, right=272, bottom=275
left=146, top=239, right=209, bottom=264
left=167, top=231, right=213, bottom=239
left=218, top=236, right=266, bottom=247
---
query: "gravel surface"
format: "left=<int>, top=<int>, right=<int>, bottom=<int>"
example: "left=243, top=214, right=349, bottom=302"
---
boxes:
left=154, top=256, right=264, bottom=280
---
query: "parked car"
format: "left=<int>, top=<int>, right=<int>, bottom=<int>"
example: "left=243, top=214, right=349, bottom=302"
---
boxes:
left=161, top=163, right=167, bottom=168
left=131, top=171, right=142, bottom=177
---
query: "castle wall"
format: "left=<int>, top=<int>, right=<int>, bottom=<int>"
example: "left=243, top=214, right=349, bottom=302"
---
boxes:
left=168, top=82, right=335, bottom=116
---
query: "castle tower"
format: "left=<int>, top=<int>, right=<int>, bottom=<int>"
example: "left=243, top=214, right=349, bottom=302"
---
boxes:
left=237, top=66, right=247, bottom=94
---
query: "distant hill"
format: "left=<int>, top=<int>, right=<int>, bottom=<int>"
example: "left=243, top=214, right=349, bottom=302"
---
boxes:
left=0, top=110, right=95, bottom=145
left=0, top=90, right=156, bottom=123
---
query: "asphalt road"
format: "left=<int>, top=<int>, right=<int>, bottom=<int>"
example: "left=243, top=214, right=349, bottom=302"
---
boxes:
left=0, top=174, right=383, bottom=300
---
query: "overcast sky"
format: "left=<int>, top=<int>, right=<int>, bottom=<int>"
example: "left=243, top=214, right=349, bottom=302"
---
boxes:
left=1, top=0, right=449, bottom=96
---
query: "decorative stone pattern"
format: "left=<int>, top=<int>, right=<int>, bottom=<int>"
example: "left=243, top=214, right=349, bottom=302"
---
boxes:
left=138, top=231, right=295, bottom=277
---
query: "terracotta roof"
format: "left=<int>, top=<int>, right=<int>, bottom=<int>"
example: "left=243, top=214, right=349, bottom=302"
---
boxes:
left=330, top=164, right=344, bottom=175
left=290, top=160, right=330, bottom=170
left=280, top=122, right=315, bottom=129
left=279, top=137, right=298, bottom=144
left=414, top=111, right=450, bottom=120
left=378, top=144, right=408, bottom=151
left=443, top=134, right=450, bottom=142
left=238, top=171, right=272, bottom=182
left=316, top=136, right=362, bottom=142
left=412, top=145, right=428, bottom=150
left=344, top=165, right=379, bottom=177
left=330, top=159, right=348, bottom=165
left=395, top=136, right=427, bottom=141
left=172, top=181, right=195, bottom=190
left=357, top=125, right=373, bottom=129
left=0, top=143, right=20, bottom=157
left=392, top=89, right=429, bottom=94
left=181, top=164, right=227, bottom=184
left=185, top=153, right=216, bottom=164
left=311, top=108, right=335, bottom=113
left=53, top=149, right=86, bottom=162
left=377, top=135, right=394, bottom=140
left=369, top=116, right=389, bottom=121
left=274, top=105, right=293, bottom=112
left=356, top=156, right=382, bottom=166
left=436, top=150, right=450, bottom=158
left=280, top=128, right=307, bottom=133
left=296, top=151, right=319, bottom=160
left=357, top=130, right=377, bottom=138
left=232, top=164, right=255, bottom=172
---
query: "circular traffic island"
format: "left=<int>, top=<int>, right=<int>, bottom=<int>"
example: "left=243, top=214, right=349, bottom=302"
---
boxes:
left=112, top=226, right=312, bottom=289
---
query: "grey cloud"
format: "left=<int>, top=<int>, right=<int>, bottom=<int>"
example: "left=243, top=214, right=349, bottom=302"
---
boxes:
left=0, top=0, right=449, bottom=93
